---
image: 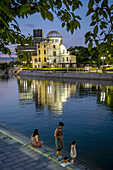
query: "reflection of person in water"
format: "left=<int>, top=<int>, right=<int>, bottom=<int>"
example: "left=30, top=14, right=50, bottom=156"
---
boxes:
left=54, top=122, right=64, bottom=160
left=31, top=129, right=43, bottom=148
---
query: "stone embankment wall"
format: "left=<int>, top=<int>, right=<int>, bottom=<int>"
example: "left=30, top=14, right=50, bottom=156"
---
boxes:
left=18, top=71, right=113, bottom=81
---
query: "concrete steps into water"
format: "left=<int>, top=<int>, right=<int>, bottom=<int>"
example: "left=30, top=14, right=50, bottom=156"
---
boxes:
left=0, top=124, right=93, bottom=170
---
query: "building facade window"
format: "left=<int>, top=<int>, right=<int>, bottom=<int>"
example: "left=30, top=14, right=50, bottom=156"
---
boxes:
left=35, top=65, right=37, bottom=68
left=39, top=58, right=41, bottom=62
left=63, top=57, right=65, bottom=62
left=54, top=59, right=56, bottom=63
left=44, top=50, right=46, bottom=54
left=55, top=39, right=59, bottom=43
left=39, top=50, right=40, bottom=54
left=35, top=59, right=37, bottom=62
left=53, top=51, right=56, bottom=56
left=38, top=45, right=40, bottom=48
left=67, top=57, right=68, bottom=62
left=44, top=44, right=46, bottom=48
left=44, top=58, right=46, bottom=62
left=53, top=45, right=55, bottom=48
left=63, top=49, right=65, bottom=54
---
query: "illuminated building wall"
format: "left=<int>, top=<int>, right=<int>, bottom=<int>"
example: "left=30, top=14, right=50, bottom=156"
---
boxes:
left=32, top=31, right=76, bottom=68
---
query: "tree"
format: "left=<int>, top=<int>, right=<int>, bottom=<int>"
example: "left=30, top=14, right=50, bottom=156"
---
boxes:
left=0, top=0, right=113, bottom=58
left=68, top=46, right=90, bottom=63
left=17, top=52, right=32, bottom=67
left=0, top=63, right=9, bottom=70
left=68, top=46, right=100, bottom=64
left=90, top=47, right=99, bottom=64
left=85, top=0, right=113, bottom=57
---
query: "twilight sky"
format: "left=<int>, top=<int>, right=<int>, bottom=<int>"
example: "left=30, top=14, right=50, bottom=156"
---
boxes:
left=16, top=0, right=92, bottom=48
left=0, top=0, right=95, bottom=57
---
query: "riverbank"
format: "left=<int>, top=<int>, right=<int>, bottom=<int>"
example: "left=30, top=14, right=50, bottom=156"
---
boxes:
left=18, top=71, right=113, bottom=81
left=0, top=124, right=93, bottom=170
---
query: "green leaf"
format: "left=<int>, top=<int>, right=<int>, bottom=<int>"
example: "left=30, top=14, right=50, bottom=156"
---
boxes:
left=47, top=11, right=53, bottom=21
left=20, top=3, right=30, bottom=16
left=93, top=25, right=98, bottom=35
left=11, top=24, right=20, bottom=32
left=78, top=0, right=83, bottom=7
left=57, top=11, right=62, bottom=16
left=101, top=21, right=107, bottom=28
left=39, top=6, right=46, bottom=20
left=76, top=20, right=81, bottom=29
left=70, top=25, right=74, bottom=34
left=49, top=0, right=53, bottom=9
left=100, top=31, right=104, bottom=36
left=110, top=4, right=113, bottom=9
left=72, top=3, right=78, bottom=11
left=88, top=0, right=94, bottom=9
left=102, top=10, right=107, bottom=19
left=66, top=22, right=70, bottom=32
left=101, top=0, right=108, bottom=8
left=86, top=8, right=94, bottom=16
left=75, top=15, right=81, bottom=20
left=90, top=22, right=96, bottom=26
left=0, top=16, right=9, bottom=28
left=85, top=31, right=91, bottom=38
left=57, top=0, right=62, bottom=9
left=88, top=41, right=93, bottom=51
left=100, top=24, right=103, bottom=29
left=107, top=35, right=112, bottom=45
left=85, top=32, right=91, bottom=44
left=95, top=40, right=99, bottom=46
left=85, top=37, right=89, bottom=44
left=62, top=22, right=65, bottom=28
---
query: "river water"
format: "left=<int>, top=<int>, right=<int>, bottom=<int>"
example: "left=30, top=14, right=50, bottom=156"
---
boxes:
left=0, top=76, right=113, bottom=170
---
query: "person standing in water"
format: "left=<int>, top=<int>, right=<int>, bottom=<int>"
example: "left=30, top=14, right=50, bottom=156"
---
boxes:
left=54, top=122, right=64, bottom=160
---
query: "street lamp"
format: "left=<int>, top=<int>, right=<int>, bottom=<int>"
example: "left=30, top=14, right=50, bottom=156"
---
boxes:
left=101, top=57, right=106, bottom=66
left=89, top=56, right=91, bottom=66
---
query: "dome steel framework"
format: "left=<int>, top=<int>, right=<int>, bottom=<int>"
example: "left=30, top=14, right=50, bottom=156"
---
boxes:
left=47, top=31, right=62, bottom=38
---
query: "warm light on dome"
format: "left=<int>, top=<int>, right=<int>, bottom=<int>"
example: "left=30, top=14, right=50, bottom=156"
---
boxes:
left=47, top=31, right=62, bottom=38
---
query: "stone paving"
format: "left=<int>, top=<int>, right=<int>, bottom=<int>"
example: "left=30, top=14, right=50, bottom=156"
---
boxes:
left=0, top=126, right=89, bottom=170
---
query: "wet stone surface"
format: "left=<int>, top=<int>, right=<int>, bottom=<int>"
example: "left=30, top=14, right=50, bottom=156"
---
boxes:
left=0, top=126, right=91, bottom=170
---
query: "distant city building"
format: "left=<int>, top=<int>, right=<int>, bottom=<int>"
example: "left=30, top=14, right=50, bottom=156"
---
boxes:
left=17, top=29, right=45, bottom=56
left=32, top=31, right=76, bottom=68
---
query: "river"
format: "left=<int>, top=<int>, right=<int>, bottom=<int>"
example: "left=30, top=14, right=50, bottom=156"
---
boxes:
left=0, top=75, right=113, bottom=170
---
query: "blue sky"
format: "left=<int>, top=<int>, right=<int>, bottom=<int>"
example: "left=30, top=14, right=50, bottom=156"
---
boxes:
left=1, top=0, right=93, bottom=57
left=1, top=0, right=113, bottom=58
left=16, top=0, right=92, bottom=48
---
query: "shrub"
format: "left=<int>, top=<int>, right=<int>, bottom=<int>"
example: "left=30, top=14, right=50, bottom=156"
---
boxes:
left=106, top=67, right=113, bottom=71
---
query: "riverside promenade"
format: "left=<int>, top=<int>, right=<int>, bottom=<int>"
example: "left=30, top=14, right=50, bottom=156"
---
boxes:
left=0, top=125, right=91, bottom=170
left=18, top=71, right=113, bottom=81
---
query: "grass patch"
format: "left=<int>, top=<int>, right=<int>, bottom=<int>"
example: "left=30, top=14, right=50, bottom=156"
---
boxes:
left=22, top=67, right=86, bottom=72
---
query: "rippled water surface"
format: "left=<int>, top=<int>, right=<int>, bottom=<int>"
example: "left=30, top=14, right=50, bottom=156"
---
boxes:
left=0, top=76, right=113, bottom=170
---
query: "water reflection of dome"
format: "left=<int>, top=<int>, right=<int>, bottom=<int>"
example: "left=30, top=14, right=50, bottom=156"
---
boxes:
left=47, top=31, right=62, bottom=38
left=48, top=102, right=63, bottom=115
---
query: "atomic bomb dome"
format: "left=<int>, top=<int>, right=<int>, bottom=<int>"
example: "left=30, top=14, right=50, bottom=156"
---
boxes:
left=47, top=31, right=62, bottom=38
